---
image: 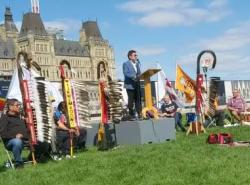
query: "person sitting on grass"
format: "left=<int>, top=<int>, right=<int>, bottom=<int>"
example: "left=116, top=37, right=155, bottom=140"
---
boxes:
left=227, top=89, right=247, bottom=124
left=160, top=95, right=186, bottom=132
left=54, top=101, right=87, bottom=159
left=204, top=95, right=225, bottom=127
left=0, top=99, right=28, bottom=169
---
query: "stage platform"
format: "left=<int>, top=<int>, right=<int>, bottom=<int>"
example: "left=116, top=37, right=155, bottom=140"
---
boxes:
left=85, top=118, right=175, bottom=146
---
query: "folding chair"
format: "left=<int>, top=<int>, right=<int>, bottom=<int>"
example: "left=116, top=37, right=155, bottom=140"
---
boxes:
left=205, top=116, right=217, bottom=128
left=0, top=137, right=15, bottom=169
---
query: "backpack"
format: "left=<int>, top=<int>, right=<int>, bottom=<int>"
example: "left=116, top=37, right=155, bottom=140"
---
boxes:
left=218, top=133, right=233, bottom=144
left=207, top=133, right=218, bottom=144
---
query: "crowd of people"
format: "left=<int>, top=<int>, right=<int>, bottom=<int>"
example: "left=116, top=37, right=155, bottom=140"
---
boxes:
left=1, top=49, right=249, bottom=170
left=122, top=49, right=249, bottom=130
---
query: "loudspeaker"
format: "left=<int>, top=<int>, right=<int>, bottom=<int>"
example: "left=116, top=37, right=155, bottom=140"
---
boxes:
left=115, top=119, right=156, bottom=145
left=115, top=118, right=175, bottom=145
left=152, top=118, right=175, bottom=142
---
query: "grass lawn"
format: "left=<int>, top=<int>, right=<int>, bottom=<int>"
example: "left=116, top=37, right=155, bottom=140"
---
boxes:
left=1, top=126, right=250, bottom=185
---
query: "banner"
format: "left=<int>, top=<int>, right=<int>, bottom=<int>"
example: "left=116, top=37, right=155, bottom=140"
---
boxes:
left=175, top=65, right=196, bottom=103
left=156, top=63, right=166, bottom=107
left=0, top=80, right=11, bottom=111
left=157, top=63, right=185, bottom=108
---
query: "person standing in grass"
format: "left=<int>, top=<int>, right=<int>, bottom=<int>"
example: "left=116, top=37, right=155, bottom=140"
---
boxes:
left=160, top=95, right=186, bottom=132
left=0, top=98, right=28, bottom=168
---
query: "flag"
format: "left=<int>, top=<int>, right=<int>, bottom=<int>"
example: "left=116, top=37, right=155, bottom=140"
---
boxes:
left=175, top=65, right=196, bottom=103
left=157, top=63, right=185, bottom=108
left=7, top=68, right=63, bottom=108
left=0, top=97, right=5, bottom=111
left=165, top=79, right=185, bottom=108
left=156, top=63, right=166, bottom=107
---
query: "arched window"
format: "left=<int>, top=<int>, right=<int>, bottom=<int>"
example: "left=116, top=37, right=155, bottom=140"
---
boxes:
left=97, top=61, right=106, bottom=80
left=3, top=49, right=8, bottom=56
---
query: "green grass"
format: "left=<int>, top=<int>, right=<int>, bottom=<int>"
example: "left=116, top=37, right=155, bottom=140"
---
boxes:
left=1, top=126, right=250, bottom=185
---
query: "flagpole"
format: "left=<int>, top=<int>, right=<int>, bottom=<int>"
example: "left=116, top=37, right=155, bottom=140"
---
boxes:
left=156, top=62, right=160, bottom=108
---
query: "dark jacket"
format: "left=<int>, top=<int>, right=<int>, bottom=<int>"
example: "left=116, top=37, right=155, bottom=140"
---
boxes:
left=0, top=114, right=29, bottom=140
left=161, top=101, right=178, bottom=114
left=123, top=60, right=141, bottom=90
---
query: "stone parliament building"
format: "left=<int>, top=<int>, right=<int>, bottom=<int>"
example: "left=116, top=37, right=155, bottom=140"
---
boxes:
left=0, top=7, right=116, bottom=116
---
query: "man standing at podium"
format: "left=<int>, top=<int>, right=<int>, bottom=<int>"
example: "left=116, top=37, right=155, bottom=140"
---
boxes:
left=123, top=50, right=142, bottom=119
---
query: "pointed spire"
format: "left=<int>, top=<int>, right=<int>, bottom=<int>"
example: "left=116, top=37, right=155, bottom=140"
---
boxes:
left=4, top=7, right=18, bottom=32
left=5, top=7, right=13, bottom=22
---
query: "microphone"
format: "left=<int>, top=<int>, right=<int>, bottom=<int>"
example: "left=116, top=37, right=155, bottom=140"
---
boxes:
left=137, top=59, right=141, bottom=65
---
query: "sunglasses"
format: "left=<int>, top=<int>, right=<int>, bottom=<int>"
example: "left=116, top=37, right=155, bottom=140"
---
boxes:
left=12, top=104, right=21, bottom=107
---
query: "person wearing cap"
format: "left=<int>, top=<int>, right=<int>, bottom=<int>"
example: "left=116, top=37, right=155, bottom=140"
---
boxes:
left=227, top=89, right=247, bottom=123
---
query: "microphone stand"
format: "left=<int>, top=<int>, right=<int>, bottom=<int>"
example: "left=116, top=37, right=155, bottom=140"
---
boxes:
left=136, top=59, right=142, bottom=119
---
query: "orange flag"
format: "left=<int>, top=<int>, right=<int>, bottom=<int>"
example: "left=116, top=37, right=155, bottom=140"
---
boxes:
left=175, top=65, right=196, bottom=103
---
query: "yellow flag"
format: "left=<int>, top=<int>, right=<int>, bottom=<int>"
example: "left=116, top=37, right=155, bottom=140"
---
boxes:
left=175, top=65, right=196, bottom=103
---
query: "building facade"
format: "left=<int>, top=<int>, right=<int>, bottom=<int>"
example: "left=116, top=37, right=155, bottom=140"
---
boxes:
left=0, top=7, right=116, bottom=116
left=0, top=8, right=115, bottom=81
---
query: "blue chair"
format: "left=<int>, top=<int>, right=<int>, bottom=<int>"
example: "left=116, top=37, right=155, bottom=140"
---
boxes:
left=186, top=113, right=196, bottom=126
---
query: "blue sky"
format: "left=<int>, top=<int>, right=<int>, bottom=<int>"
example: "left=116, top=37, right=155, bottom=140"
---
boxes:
left=1, top=0, right=250, bottom=81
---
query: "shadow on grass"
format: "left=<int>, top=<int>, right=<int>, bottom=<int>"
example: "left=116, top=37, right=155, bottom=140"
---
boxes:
left=0, top=165, right=8, bottom=173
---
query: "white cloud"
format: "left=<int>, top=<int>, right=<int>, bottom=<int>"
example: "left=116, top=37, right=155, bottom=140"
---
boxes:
left=136, top=46, right=167, bottom=56
left=176, top=51, right=250, bottom=80
left=119, top=0, right=231, bottom=27
left=119, top=0, right=191, bottom=13
left=15, top=21, right=22, bottom=30
left=44, top=19, right=81, bottom=40
left=136, top=11, right=186, bottom=27
left=208, top=0, right=228, bottom=8
left=177, top=18, right=250, bottom=79
left=200, top=21, right=250, bottom=51
left=8, top=19, right=81, bottom=40
left=176, top=53, right=196, bottom=66
left=174, top=20, right=250, bottom=79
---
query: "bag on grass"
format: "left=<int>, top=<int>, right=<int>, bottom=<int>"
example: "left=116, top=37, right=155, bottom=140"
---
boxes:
left=207, top=133, right=218, bottom=144
left=218, top=133, right=233, bottom=144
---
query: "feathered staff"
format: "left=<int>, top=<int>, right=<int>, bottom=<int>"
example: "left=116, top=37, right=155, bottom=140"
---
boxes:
left=16, top=51, right=41, bottom=164
left=59, top=60, right=77, bottom=157
left=97, top=80, right=109, bottom=149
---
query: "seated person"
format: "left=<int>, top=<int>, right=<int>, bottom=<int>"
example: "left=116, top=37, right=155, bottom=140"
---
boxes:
left=227, top=89, right=247, bottom=124
left=0, top=99, right=29, bottom=168
left=54, top=101, right=87, bottom=158
left=204, top=95, right=225, bottom=127
left=160, top=95, right=186, bottom=132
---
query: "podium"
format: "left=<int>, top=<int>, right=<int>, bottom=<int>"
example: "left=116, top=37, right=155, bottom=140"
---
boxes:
left=139, top=68, right=161, bottom=119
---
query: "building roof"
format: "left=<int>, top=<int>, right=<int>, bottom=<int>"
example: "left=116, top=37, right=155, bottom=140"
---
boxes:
left=82, top=21, right=103, bottom=40
left=0, top=37, right=16, bottom=59
left=4, top=7, right=18, bottom=32
left=20, top=12, right=47, bottom=36
left=54, top=39, right=89, bottom=57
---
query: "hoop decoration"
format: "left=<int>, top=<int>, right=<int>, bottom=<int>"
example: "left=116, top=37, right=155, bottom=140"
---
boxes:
left=198, top=50, right=216, bottom=71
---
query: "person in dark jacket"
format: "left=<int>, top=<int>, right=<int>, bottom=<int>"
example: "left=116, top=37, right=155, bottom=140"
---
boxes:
left=123, top=50, right=142, bottom=118
left=0, top=99, right=28, bottom=168
left=160, top=95, right=186, bottom=132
